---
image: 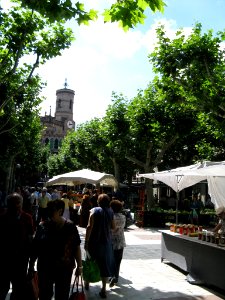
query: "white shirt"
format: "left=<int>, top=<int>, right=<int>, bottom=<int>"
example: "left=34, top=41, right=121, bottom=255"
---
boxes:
left=112, top=213, right=126, bottom=250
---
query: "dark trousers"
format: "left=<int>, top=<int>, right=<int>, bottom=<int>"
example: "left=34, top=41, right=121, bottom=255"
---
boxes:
left=0, top=258, right=29, bottom=300
left=38, top=266, right=73, bottom=300
left=37, top=207, right=48, bottom=224
left=113, top=248, right=124, bottom=280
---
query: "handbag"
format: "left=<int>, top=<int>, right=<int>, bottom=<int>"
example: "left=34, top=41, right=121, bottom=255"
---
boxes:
left=69, top=275, right=86, bottom=300
left=26, top=271, right=39, bottom=300
left=32, top=271, right=39, bottom=299
left=82, top=251, right=101, bottom=283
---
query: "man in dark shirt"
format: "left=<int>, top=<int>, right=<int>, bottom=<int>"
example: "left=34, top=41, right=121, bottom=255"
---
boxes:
left=0, top=192, right=34, bottom=299
left=28, top=199, right=82, bottom=300
left=90, top=189, right=99, bottom=207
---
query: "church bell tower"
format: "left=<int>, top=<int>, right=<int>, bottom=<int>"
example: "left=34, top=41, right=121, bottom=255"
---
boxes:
left=55, top=79, right=75, bottom=130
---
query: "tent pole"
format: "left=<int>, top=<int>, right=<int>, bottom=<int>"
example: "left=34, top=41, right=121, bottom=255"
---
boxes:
left=175, top=175, right=183, bottom=225
left=176, top=191, right=179, bottom=225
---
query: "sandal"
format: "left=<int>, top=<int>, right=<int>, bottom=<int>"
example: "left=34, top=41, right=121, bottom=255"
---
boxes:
left=99, top=290, right=107, bottom=298
left=109, top=277, right=117, bottom=287
left=84, top=281, right=89, bottom=290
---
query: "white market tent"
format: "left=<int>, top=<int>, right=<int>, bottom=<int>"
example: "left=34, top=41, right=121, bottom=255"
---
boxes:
left=46, top=168, right=118, bottom=189
left=138, top=161, right=225, bottom=208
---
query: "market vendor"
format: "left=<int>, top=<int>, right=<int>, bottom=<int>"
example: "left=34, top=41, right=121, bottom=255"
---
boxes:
left=212, top=206, right=225, bottom=234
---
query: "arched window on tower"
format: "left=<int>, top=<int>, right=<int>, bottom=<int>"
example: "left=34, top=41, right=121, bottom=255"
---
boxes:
left=50, top=138, right=54, bottom=150
left=58, top=99, right=61, bottom=108
left=69, top=99, right=72, bottom=109
left=54, top=139, right=59, bottom=149
left=45, top=138, right=49, bottom=145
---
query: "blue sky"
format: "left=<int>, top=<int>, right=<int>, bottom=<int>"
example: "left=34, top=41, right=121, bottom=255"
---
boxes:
left=3, top=1, right=225, bottom=126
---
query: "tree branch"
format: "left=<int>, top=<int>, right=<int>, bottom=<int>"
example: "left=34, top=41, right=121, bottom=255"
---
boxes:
left=0, top=114, right=12, bottom=133
left=203, top=57, right=215, bottom=85
left=0, top=123, right=19, bottom=135
left=125, top=155, right=145, bottom=169
left=153, top=133, right=179, bottom=166
left=18, top=54, right=40, bottom=93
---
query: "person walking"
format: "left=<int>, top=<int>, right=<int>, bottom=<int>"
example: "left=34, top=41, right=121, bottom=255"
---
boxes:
left=90, top=189, right=99, bottom=208
left=28, top=199, right=82, bottom=300
left=213, top=206, right=225, bottom=234
left=37, top=188, right=50, bottom=224
left=61, top=193, right=73, bottom=220
left=0, top=192, right=34, bottom=299
left=30, top=186, right=39, bottom=230
left=84, top=193, right=115, bottom=298
left=109, top=199, right=126, bottom=287
left=79, top=194, right=92, bottom=228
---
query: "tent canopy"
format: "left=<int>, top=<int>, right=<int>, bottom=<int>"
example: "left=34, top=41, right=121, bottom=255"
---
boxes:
left=138, top=161, right=225, bottom=208
left=46, top=169, right=118, bottom=188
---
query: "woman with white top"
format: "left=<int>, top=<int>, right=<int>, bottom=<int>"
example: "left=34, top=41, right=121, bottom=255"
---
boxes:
left=109, top=199, right=126, bottom=287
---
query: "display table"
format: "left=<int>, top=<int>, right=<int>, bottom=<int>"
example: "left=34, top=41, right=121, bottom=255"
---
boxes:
left=160, top=230, right=225, bottom=291
left=136, top=211, right=216, bottom=227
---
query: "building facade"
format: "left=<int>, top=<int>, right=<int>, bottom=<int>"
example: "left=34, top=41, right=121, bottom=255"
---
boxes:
left=41, top=82, right=75, bottom=152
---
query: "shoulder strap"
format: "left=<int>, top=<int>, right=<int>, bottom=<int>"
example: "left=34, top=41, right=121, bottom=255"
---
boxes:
left=70, top=274, right=84, bottom=295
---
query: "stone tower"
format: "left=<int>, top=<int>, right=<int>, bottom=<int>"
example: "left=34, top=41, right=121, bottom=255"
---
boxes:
left=40, top=80, right=75, bottom=153
left=55, top=79, right=75, bottom=131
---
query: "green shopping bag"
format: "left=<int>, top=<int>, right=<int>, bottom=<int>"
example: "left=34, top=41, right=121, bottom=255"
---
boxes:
left=82, top=252, right=101, bottom=283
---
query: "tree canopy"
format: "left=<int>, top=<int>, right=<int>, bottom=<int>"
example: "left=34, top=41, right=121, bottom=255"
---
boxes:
left=14, top=0, right=165, bottom=29
left=2, top=0, right=225, bottom=207
left=0, top=3, right=74, bottom=191
left=0, top=0, right=167, bottom=192
left=46, top=21, right=225, bottom=208
left=150, top=23, right=225, bottom=121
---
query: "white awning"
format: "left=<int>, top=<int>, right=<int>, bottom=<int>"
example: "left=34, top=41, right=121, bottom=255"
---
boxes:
left=46, top=168, right=118, bottom=188
left=138, top=161, right=225, bottom=208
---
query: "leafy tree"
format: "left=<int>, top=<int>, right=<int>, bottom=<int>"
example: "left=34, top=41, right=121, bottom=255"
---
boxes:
left=137, top=23, right=225, bottom=207
left=71, top=118, right=107, bottom=171
left=0, top=0, right=166, bottom=192
left=14, top=0, right=165, bottom=29
left=37, top=144, right=51, bottom=183
left=125, top=83, right=217, bottom=208
left=0, top=102, right=43, bottom=192
left=150, top=23, right=225, bottom=122
left=48, top=93, right=133, bottom=186
left=101, top=92, right=131, bottom=183
left=0, top=4, right=75, bottom=192
left=47, top=118, right=106, bottom=177
left=0, top=5, right=74, bottom=117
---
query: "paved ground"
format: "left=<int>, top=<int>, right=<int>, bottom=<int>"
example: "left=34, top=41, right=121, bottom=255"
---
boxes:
left=6, top=224, right=225, bottom=299
left=77, top=225, right=225, bottom=300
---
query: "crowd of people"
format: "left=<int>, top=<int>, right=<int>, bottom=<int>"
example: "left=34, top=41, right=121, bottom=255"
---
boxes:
left=157, top=193, right=214, bottom=211
left=0, top=183, right=223, bottom=299
left=156, top=192, right=215, bottom=224
left=0, top=186, right=127, bottom=299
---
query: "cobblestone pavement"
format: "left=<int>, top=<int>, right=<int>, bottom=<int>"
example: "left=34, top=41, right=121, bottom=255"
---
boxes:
left=77, top=225, right=225, bottom=300
left=6, top=224, right=225, bottom=299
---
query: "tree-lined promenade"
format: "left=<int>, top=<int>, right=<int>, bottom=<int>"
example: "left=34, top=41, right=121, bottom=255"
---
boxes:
left=1, top=1, right=225, bottom=208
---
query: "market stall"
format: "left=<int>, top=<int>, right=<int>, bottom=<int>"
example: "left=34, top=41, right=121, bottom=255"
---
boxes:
left=138, top=161, right=225, bottom=218
left=138, top=162, right=225, bottom=290
left=46, top=168, right=118, bottom=189
left=137, top=209, right=216, bottom=227
left=46, top=169, right=118, bottom=224
left=160, top=230, right=225, bottom=291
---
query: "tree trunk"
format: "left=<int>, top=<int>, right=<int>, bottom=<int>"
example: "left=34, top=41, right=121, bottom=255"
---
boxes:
left=127, top=136, right=179, bottom=210
left=112, top=157, right=120, bottom=191
left=145, top=178, right=155, bottom=210
left=5, top=155, right=15, bottom=195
